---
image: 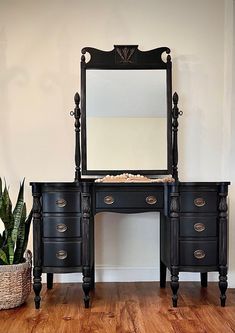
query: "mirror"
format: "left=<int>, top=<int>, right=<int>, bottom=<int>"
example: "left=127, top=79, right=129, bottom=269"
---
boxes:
left=80, top=45, right=173, bottom=176
left=86, top=69, right=167, bottom=171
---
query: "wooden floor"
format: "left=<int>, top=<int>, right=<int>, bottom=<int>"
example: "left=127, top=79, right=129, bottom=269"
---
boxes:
left=0, top=282, right=235, bottom=333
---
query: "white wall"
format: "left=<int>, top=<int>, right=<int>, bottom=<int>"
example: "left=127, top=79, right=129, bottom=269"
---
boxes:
left=0, top=0, right=234, bottom=284
left=228, top=0, right=235, bottom=287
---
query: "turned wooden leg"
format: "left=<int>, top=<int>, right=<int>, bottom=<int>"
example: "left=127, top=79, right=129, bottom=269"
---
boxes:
left=219, top=266, right=228, bottom=307
left=47, top=273, right=53, bottom=289
left=201, top=272, right=208, bottom=288
left=90, top=262, right=95, bottom=290
left=33, top=267, right=42, bottom=309
left=82, top=266, right=91, bottom=308
left=160, top=260, right=167, bottom=288
left=170, top=267, right=179, bottom=307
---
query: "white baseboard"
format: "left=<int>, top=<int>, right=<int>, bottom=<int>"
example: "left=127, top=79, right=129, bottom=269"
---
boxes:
left=41, top=266, right=221, bottom=284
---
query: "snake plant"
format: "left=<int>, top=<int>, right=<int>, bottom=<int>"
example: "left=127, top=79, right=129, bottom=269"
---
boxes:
left=0, top=178, right=32, bottom=265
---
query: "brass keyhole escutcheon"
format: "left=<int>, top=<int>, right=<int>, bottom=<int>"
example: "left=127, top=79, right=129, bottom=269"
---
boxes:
left=194, top=198, right=206, bottom=207
left=56, top=199, right=67, bottom=208
left=56, top=250, right=67, bottom=260
left=104, top=195, right=115, bottom=205
left=194, top=223, right=206, bottom=232
left=56, top=223, right=68, bottom=233
left=194, top=249, right=206, bottom=259
left=146, top=195, right=157, bottom=205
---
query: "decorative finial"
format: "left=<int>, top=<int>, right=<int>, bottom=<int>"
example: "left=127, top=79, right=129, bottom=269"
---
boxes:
left=81, top=49, right=86, bottom=63
left=173, top=92, right=178, bottom=105
left=74, top=92, right=80, bottom=105
left=167, top=54, right=171, bottom=62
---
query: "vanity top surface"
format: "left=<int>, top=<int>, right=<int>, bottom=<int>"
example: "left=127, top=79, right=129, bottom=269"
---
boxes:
left=30, top=181, right=230, bottom=186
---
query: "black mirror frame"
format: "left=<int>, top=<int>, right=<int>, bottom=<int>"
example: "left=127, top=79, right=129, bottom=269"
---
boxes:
left=77, top=45, right=175, bottom=178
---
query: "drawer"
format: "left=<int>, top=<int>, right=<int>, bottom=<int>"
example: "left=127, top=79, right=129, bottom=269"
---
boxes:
left=180, top=191, right=217, bottom=213
left=43, top=240, right=82, bottom=267
left=180, top=216, right=217, bottom=237
left=43, top=215, right=81, bottom=238
left=180, top=240, right=218, bottom=266
left=96, top=190, right=163, bottom=209
left=42, top=191, right=81, bottom=213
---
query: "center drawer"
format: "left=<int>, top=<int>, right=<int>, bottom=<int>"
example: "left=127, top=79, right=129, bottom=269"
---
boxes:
left=43, top=240, right=82, bottom=267
left=43, top=215, right=81, bottom=238
left=96, top=190, right=164, bottom=209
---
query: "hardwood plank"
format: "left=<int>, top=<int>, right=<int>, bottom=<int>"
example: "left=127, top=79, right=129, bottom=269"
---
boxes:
left=115, top=283, right=146, bottom=333
left=0, top=282, right=235, bottom=333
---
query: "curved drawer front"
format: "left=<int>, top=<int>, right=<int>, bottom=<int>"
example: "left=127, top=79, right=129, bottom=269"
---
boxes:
left=43, top=216, right=81, bottom=238
left=180, top=240, right=218, bottom=266
left=43, top=240, right=82, bottom=267
left=42, top=192, right=81, bottom=213
left=180, top=216, right=217, bottom=237
left=96, top=191, right=164, bottom=209
left=180, top=192, right=217, bottom=213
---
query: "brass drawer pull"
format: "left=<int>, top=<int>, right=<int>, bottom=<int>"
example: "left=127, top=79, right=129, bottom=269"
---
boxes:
left=194, top=223, right=206, bottom=232
left=56, top=199, right=67, bottom=208
left=194, top=197, right=206, bottom=207
left=104, top=195, right=115, bottom=205
left=194, top=249, right=206, bottom=259
left=146, top=195, right=157, bottom=205
left=56, top=250, right=67, bottom=260
left=56, top=223, right=68, bottom=233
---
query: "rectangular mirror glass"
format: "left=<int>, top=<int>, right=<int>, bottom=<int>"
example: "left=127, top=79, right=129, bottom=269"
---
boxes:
left=86, top=69, right=167, bottom=171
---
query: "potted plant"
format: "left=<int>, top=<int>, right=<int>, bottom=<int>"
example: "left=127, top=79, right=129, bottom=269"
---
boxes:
left=0, top=178, right=33, bottom=310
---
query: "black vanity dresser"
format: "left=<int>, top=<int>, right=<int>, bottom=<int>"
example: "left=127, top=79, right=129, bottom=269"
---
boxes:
left=31, top=45, right=230, bottom=309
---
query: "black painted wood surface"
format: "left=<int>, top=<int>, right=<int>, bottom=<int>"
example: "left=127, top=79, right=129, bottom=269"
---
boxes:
left=43, top=239, right=82, bottom=267
left=179, top=240, right=218, bottom=266
left=42, top=191, right=81, bottom=213
left=31, top=181, right=229, bottom=309
left=80, top=45, right=173, bottom=176
left=179, top=215, right=217, bottom=238
left=43, top=215, right=81, bottom=238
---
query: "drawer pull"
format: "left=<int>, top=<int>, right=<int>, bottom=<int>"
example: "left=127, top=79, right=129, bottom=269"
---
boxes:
left=146, top=195, right=157, bottom=205
left=194, top=197, right=206, bottom=207
left=104, top=195, right=115, bottom=205
left=194, top=249, right=206, bottom=259
left=56, top=250, right=67, bottom=260
left=56, top=199, right=67, bottom=208
left=194, top=223, right=206, bottom=232
left=56, top=223, right=68, bottom=233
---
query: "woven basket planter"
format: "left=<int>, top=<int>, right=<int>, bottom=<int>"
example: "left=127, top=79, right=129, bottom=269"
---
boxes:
left=0, top=250, right=32, bottom=310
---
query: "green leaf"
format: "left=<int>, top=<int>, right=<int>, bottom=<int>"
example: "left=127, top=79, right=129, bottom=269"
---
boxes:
left=2, top=230, right=6, bottom=245
left=12, top=179, right=25, bottom=246
left=14, top=203, right=27, bottom=264
left=7, top=237, right=14, bottom=264
left=0, top=196, right=2, bottom=217
left=21, top=209, right=33, bottom=259
left=0, top=184, right=14, bottom=233
left=0, top=177, right=3, bottom=220
left=0, top=178, right=32, bottom=265
left=14, top=208, right=33, bottom=264
left=0, top=248, right=8, bottom=264
left=0, top=233, right=3, bottom=248
left=0, top=177, right=2, bottom=196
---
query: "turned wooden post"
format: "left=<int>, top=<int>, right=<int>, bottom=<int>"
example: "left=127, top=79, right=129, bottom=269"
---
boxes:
left=70, top=92, right=81, bottom=181
left=172, top=93, right=183, bottom=181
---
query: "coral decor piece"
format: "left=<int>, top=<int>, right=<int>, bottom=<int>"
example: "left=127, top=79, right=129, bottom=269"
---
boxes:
left=95, top=173, right=175, bottom=183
